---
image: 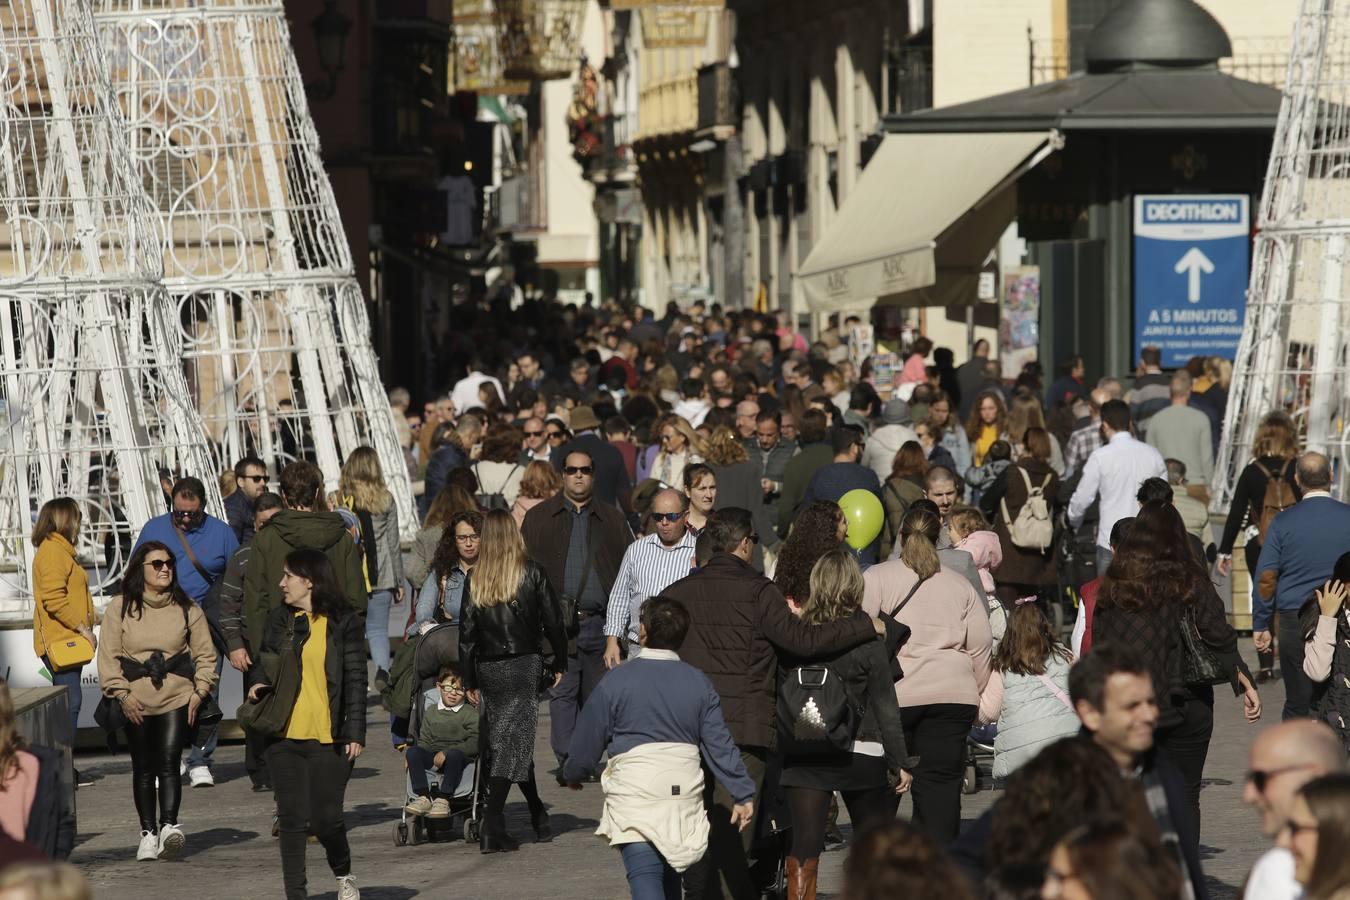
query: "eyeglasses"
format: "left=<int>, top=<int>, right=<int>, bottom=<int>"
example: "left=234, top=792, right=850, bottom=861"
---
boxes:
left=437, top=681, right=463, bottom=691
left=1247, top=764, right=1318, bottom=793
left=563, top=465, right=594, bottom=475
left=454, top=533, right=481, bottom=544
left=651, top=512, right=684, bottom=523
left=524, top=430, right=545, bottom=437
left=145, top=558, right=175, bottom=572
left=240, top=474, right=266, bottom=483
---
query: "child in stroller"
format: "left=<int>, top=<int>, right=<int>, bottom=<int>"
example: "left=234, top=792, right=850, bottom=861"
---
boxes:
left=404, top=665, right=479, bottom=819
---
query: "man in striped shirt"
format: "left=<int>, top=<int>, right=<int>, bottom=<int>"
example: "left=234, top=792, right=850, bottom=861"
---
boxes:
left=603, top=489, right=698, bottom=668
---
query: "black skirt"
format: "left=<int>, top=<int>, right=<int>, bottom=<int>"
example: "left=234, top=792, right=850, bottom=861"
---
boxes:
left=779, top=750, right=888, bottom=792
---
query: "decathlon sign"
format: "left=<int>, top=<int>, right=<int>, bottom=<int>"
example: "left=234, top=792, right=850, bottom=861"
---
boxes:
left=1133, top=194, right=1249, bottom=368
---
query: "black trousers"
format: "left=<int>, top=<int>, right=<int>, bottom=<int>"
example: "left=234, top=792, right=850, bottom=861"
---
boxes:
left=683, top=745, right=769, bottom=900
left=1278, top=609, right=1313, bottom=719
left=1156, top=692, right=1213, bottom=854
left=1244, top=542, right=1274, bottom=672
left=786, top=785, right=893, bottom=861
left=243, top=662, right=272, bottom=789
left=266, top=739, right=353, bottom=900
left=125, top=704, right=190, bottom=832
left=897, top=703, right=977, bottom=843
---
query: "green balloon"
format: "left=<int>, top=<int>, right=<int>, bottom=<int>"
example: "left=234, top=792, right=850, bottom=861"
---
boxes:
left=839, top=489, right=884, bottom=550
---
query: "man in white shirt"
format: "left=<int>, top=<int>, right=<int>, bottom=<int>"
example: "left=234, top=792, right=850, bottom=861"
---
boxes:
left=602, top=489, right=698, bottom=668
left=1068, top=399, right=1166, bottom=574
left=451, top=364, right=505, bottom=415
left=1242, top=720, right=1346, bottom=900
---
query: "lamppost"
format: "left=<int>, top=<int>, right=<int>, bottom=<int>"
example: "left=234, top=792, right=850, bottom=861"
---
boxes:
left=307, top=0, right=351, bottom=101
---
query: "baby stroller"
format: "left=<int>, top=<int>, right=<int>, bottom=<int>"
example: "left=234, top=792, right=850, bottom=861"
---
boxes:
left=962, top=724, right=996, bottom=795
left=392, top=621, right=485, bottom=847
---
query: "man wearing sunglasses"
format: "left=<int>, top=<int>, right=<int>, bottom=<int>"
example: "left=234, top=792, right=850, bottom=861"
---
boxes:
left=1241, top=720, right=1346, bottom=900
left=603, top=489, right=698, bottom=670
left=132, top=476, right=239, bottom=788
left=224, top=455, right=268, bottom=544
left=522, top=450, right=634, bottom=777
left=517, top=416, right=552, bottom=465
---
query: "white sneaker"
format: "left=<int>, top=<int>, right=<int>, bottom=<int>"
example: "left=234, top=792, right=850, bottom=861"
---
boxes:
left=337, top=874, right=360, bottom=900
left=179, top=760, right=187, bottom=777
left=157, top=823, right=185, bottom=859
left=136, top=831, right=158, bottom=861
left=187, top=765, right=214, bottom=788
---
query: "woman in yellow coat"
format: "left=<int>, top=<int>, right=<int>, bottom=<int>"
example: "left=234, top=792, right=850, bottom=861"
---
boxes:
left=31, top=498, right=96, bottom=738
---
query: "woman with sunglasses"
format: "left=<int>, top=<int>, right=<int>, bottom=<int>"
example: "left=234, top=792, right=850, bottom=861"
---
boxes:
left=1278, top=773, right=1350, bottom=900
left=642, top=414, right=706, bottom=487
left=413, top=510, right=484, bottom=632
left=544, top=418, right=571, bottom=451
left=683, top=463, right=718, bottom=536
left=97, top=542, right=217, bottom=862
left=248, top=549, right=366, bottom=900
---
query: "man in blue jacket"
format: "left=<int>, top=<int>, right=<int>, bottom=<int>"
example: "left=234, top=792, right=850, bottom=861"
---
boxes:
left=1255, top=451, right=1350, bottom=719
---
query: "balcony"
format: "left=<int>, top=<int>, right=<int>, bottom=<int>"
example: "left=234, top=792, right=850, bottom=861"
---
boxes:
left=886, top=42, right=932, bottom=115
left=491, top=171, right=546, bottom=234
left=696, top=62, right=736, bottom=139
left=1029, top=35, right=1310, bottom=90
left=637, top=72, right=699, bottom=141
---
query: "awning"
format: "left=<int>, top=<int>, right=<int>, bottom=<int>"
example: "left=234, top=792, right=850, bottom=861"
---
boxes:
left=799, top=130, right=1061, bottom=312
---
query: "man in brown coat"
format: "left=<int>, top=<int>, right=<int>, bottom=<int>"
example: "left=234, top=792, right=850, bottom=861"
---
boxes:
left=662, top=507, right=882, bottom=899
left=522, top=450, right=634, bottom=771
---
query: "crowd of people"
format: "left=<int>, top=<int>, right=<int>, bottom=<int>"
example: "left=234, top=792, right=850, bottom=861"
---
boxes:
left=4, top=294, right=1350, bottom=900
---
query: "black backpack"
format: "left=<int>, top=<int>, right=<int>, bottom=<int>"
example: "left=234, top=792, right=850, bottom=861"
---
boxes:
left=777, top=663, right=861, bottom=754
left=475, top=463, right=519, bottom=511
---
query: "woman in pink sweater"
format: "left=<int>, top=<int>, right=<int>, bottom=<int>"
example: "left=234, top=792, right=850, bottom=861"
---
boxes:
left=862, top=504, right=992, bottom=843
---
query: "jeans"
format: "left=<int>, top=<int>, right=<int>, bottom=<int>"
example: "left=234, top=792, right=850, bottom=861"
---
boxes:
left=1278, top=609, right=1313, bottom=719
left=898, top=703, right=978, bottom=843
left=266, top=739, right=353, bottom=900
left=126, top=705, right=189, bottom=832
left=682, top=745, right=768, bottom=900
left=1096, top=545, right=1113, bottom=577
left=620, top=841, right=682, bottom=900
left=366, top=588, right=395, bottom=674
left=43, top=656, right=83, bottom=741
left=186, top=654, right=225, bottom=770
left=1156, top=692, right=1214, bottom=852
left=549, top=614, right=607, bottom=763
left=406, top=746, right=468, bottom=798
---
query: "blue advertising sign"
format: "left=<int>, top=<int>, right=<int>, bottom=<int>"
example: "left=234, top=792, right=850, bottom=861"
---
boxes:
left=1133, top=194, right=1249, bottom=368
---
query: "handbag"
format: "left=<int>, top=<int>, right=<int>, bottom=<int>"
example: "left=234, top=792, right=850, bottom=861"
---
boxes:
left=36, top=595, right=93, bottom=672
left=1179, top=605, right=1228, bottom=686
left=235, top=615, right=303, bottom=736
left=878, top=577, right=926, bottom=683
left=94, top=694, right=128, bottom=732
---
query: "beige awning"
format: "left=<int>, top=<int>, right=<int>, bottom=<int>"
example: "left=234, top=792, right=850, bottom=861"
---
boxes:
left=800, top=131, right=1061, bottom=312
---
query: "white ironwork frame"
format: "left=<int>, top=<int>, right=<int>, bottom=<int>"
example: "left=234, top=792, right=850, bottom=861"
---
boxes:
left=0, top=0, right=222, bottom=608
left=92, top=0, right=417, bottom=539
left=1215, top=1, right=1350, bottom=508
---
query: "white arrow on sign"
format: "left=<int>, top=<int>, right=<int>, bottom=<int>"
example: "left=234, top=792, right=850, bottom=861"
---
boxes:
left=1173, top=247, right=1215, bottom=303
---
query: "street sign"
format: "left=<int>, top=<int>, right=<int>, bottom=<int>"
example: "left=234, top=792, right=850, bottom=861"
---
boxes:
left=1133, top=194, right=1249, bottom=367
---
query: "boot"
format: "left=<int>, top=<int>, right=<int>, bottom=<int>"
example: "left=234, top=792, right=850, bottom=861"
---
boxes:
left=798, top=858, right=819, bottom=900
left=479, top=776, right=519, bottom=854
left=824, top=794, right=843, bottom=845
left=786, top=857, right=804, bottom=900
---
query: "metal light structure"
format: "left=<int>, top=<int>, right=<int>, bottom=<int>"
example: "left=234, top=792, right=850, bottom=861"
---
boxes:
left=1213, top=1, right=1350, bottom=507
left=0, top=0, right=221, bottom=606
left=92, top=0, right=418, bottom=539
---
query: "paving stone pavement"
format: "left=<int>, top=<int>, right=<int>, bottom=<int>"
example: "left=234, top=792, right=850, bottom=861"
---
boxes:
left=67, top=650, right=1277, bottom=899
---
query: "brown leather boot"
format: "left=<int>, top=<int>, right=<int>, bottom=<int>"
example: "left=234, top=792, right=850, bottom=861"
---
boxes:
left=785, top=857, right=803, bottom=900
left=798, top=857, right=819, bottom=900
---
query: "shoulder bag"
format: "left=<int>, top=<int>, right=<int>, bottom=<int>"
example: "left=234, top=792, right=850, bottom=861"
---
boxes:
left=236, top=614, right=303, bottom=736
left=878, top=576, right=926, bottom=682
left=1178, top=604, right=1228, bottom=686
left=36, top=554, right=94, bottom=672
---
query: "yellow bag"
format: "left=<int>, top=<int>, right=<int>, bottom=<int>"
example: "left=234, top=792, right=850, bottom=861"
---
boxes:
left=45, top=633, right=93, bottom=671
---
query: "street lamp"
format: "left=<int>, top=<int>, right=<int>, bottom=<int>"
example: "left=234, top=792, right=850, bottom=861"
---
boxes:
left=308, top=0, right=351, bottom=102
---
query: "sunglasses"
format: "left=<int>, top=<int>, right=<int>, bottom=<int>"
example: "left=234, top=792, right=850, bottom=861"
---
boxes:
left=1247, top=764, right=1318, bottom=793
left=651, top=512, right=684, bottom=523
left=524, top=430, right=545, bottom=437
left=547, top=432, right=565, bottom=440
left=748, top=533, right=760, bottom=545
left=171, top=509, right=200, bottom=520
left=563, top=465, right=594, bottom=475
left=239, top=474, right=266, bottom=483
left=145, top=558, right=175, bottom=572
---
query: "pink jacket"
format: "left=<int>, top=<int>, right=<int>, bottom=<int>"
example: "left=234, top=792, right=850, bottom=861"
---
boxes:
left=956, top=531, right=1003, bottom=596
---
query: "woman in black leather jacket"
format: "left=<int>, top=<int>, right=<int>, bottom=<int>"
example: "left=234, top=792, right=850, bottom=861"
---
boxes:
left=249, top=549, right=366, bottom=900
left=460, top=509, right=568, bottom=853
left=777, top=549, right=913, bottom=900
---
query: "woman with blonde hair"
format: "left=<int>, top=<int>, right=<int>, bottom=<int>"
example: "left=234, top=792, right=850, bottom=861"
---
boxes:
left=1216, top=410, right=1300, bottom=679
left=512, top=460, right=562, bottom=528
left=0, top=678, right=74, bottom=859
left=647, top=414, right=706, bottom=488
left=459, top=509, right=569, bottom=853
left=965, top=390, right=1009, bottom=467
left=30, top=498, right=96, bottom=739
left=777, top=550, right=912, bottom=898
left=1005, top=391, right=1065, bottom=475
left=862, top=502, right=992, bottom=843
left=338, top=446, right=405, bottom=688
